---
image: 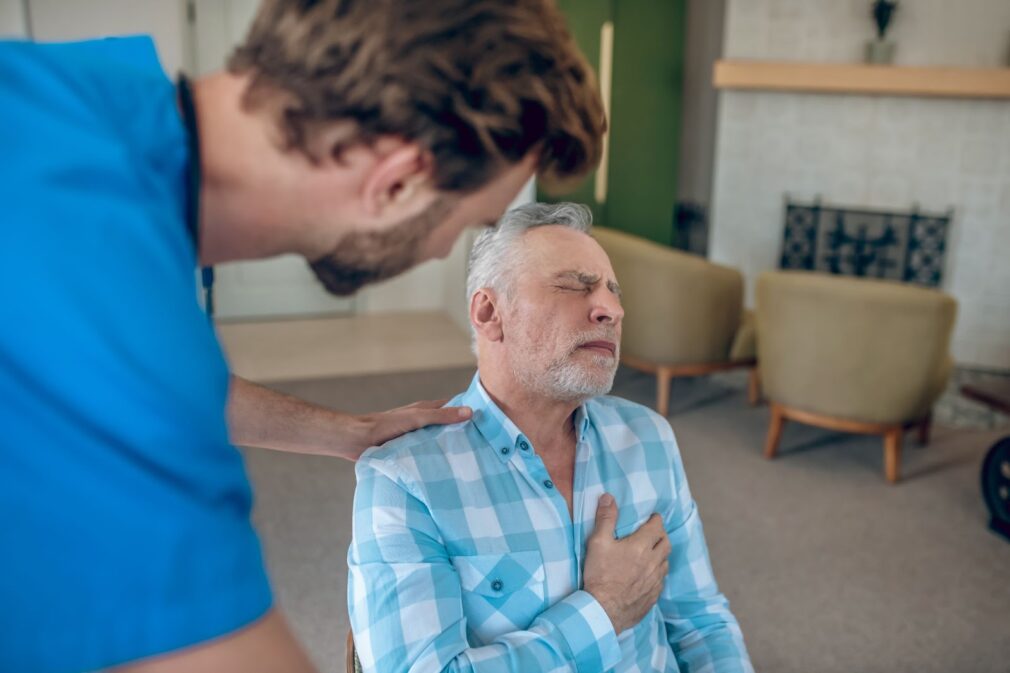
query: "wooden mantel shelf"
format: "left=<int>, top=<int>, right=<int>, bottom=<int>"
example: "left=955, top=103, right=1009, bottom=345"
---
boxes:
left=713, top=60, right=1010, bottom=99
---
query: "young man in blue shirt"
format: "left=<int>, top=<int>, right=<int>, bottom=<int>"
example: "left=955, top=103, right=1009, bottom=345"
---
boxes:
left=349, top=203, right=753, bottom=672
left=0, top=1, right=607, bottom=671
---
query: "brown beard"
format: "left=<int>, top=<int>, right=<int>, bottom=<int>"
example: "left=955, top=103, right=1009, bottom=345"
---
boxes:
left=308, top=197, right=455, bottom=296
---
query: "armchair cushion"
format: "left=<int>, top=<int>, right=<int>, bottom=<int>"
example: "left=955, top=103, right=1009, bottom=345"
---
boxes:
left=756, top=271, right=957, bottom=425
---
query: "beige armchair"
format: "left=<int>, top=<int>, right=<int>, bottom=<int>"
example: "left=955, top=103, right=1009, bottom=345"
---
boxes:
left=756, top=270, right=957, bottom=483
left=593, top=227, right=757, bottom=416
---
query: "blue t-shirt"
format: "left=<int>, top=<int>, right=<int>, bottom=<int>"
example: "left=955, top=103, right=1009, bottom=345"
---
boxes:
left=0, top=37, right=271, bottom=672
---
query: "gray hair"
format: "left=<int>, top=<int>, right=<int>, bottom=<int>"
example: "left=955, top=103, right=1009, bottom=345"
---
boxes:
left=465, top=201, right=593, bottom=349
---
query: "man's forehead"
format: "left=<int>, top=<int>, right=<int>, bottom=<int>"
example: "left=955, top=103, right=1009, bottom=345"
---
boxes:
left=515, top=238, right=618, bottom=295
left=522, top=226, right=611, bottom=266
left=523, top=224, right=597, bottom=253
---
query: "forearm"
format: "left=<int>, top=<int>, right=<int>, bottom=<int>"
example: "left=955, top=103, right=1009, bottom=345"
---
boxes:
left=227, top=375, right=471, bottom=461
left=226, top=375, right=366, bottom=460
left=351, top=582, right=620, bottom=673
left=670, top=615, right=752, bottom=673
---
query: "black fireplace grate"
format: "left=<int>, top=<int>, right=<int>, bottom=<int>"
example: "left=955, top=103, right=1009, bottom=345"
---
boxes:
left=779, top=197, right=951, bottom=287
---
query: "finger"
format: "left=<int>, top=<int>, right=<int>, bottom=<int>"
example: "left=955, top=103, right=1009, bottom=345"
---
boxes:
left=649, top=556, right=670, bottom=578
left=650, top=527, right=670, bottom=550
left=652, top=561, right=669, bottom=594
left=650, top=558, right=669, bottom=584
left=633, top=514, right=662, bottom=538
left=590, top=493, right=618, bottom=538
left=409, top=405, right=472, bottom=430
left=406, top=398, right=453, bottom=410
left=630, top=514, right=665, bottom=546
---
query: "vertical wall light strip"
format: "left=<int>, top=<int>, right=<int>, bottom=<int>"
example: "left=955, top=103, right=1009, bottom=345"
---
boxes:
left=182, top=0, right=198, bottom=75
left=594, top=20, right=614, bottom=205
left=20, top=0, right=33, bottom=38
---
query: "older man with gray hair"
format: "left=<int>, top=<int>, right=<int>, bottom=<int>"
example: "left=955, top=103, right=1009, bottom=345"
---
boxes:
left=347, top=203, right=752, bottom=672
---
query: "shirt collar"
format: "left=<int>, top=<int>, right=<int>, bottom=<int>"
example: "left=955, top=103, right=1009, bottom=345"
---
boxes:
left=461, top=372, right=593, bottom=464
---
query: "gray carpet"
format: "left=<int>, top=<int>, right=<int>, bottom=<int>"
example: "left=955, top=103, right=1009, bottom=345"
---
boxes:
left=245, top=367, right=1010, bottom=673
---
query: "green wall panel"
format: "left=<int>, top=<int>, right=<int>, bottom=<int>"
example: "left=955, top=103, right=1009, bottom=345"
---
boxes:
left=608, top=0, right=685, bottom=246
left=540, top=0, right=611, bottom=228
left=539, top=0, right=686, bottom=247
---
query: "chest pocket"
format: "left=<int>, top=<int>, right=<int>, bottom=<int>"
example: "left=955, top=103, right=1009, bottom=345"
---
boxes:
left=613, top=503, right=674, bottom=540
left=615, top=513, right=654, bottom=540
left=452, top=550, right=547, bottom=642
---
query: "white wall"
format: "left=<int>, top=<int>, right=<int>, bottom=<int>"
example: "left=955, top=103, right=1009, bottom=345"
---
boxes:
left=28, top=0, right=188, bottom=73
left=723, top=0, right=1010, bottom=67
left=710, top=0, right=1010, bottom=370
left=0, top=0, right=27, bottom=37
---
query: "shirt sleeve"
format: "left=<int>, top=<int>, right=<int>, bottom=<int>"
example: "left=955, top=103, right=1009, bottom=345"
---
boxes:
left=659, top=428, right=755, bottom=673
left=348, top=457, right=622, bottom=673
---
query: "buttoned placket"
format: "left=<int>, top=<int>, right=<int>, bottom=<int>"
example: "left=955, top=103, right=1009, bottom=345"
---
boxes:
left=510, top=420, right=594, bottom=593
left=571, top=432, right=592, bottom=589
left=469, top=382, right=597, bottom=597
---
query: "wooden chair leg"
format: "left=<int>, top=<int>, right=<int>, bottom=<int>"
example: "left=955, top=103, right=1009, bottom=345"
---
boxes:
left=747, top=367, right=761, bottom=406
left=656, top=367, right=672, bottom=417
left=346, top=629, right=356, bottom=673
left=917, top=412, right=932, bottom=445
left=764, top=403, right=786, bottom=459
left=884, top=427, right=903, bottom=483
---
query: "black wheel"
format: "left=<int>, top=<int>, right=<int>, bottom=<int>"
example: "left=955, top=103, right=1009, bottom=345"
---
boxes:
left=981, top=436, right=1010, bottom=536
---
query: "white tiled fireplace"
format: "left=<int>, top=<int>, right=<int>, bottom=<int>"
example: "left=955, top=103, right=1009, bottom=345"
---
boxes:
left=709, top=0, right=1010, bottom=370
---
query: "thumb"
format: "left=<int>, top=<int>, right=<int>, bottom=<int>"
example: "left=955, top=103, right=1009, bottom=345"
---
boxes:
left=591, top=493, right=617, bottom=538
left=414, top=405, right=472, bottom=428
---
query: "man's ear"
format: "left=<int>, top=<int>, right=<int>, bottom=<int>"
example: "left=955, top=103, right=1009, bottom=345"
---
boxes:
left=470, top=289, right=504, bottom=345
left=360, top=142, right=437, bottom=219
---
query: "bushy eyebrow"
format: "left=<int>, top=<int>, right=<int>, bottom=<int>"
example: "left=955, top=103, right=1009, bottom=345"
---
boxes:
left=553, top=270, right=622, bottom=298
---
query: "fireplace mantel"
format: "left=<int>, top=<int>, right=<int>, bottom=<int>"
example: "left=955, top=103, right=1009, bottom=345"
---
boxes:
left=713, top=60, right=1010, bottom=99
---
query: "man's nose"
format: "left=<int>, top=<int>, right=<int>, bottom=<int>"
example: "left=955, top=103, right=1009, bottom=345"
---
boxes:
left=590, top=294, right=624, bottom=324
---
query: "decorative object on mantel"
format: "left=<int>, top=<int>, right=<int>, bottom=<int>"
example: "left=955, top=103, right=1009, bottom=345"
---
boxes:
left=779, top=197, right=951, bottom=287
left=866, top=0, right=899, bottom=65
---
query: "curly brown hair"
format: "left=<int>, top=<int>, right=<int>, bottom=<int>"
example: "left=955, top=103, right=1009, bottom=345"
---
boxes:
left=228, top=0, right=605, bottom=193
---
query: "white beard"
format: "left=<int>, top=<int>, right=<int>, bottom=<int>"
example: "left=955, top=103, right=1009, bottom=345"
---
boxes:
left=510, top=339, right=618, bottom=403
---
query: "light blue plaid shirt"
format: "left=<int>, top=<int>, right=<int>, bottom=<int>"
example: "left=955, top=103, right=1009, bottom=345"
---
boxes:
left=348, top=373, right=752, bottom=672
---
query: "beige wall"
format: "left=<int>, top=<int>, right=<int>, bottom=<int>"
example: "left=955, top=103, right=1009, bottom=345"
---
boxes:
left=710, top=0, right=1010, bottom=369
left=27, top=0, right=188, bottom=73
left=0, top=0, right=27, bottom=37
left=677, top=0, right=726, bottom=208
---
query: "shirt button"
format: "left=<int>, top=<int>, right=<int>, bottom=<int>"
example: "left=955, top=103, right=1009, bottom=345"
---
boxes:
left=500, top=446, right=510, bottom=455
left=543, top=479, right=554, bottom=489
left=491, top=579, right=503, bottom=592
left=519, top=441, right=530, bottom=451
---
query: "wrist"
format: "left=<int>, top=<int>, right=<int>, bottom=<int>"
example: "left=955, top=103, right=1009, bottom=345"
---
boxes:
left=327, top=411, right=374, bottom=461
left=586, top=587, right=624, bottom=634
